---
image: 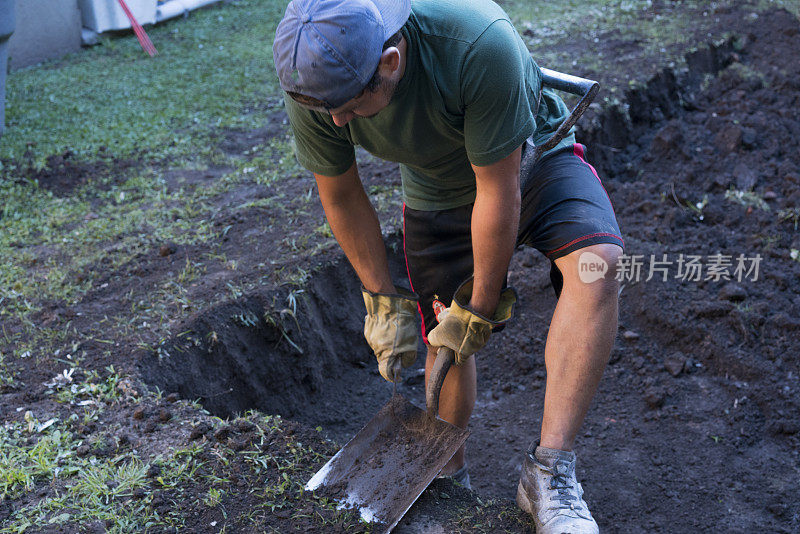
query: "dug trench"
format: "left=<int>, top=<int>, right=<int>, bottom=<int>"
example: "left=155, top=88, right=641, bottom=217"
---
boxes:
left=139, top=9, right=799, bottom=532
left=139, top=239, right=417, bottom=441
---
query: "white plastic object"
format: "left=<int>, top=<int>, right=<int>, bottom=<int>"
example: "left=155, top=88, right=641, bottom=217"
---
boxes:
left=78, top=0, right=157, bottom=32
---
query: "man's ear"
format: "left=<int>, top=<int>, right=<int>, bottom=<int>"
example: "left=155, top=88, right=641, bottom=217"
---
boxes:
left=378, top=47, right=401, bottom=75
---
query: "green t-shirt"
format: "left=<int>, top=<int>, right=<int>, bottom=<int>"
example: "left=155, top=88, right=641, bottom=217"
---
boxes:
left=285, top=0, right=574, bottom=211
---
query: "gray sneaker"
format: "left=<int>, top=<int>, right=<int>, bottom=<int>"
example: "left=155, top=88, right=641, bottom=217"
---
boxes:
left=516, top=443, right=598, bottom=534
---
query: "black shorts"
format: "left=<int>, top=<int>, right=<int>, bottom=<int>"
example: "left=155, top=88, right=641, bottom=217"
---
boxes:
left=403, top=143, right=624, bottom=343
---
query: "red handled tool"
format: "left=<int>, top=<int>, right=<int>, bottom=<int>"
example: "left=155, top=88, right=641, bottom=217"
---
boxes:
left=117, top=0, right=158, bottom=57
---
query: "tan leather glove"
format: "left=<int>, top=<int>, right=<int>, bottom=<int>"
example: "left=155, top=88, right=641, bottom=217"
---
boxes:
left=362, top=286, right=420, bottom=382
left=427, top=278, right=516, bottom=365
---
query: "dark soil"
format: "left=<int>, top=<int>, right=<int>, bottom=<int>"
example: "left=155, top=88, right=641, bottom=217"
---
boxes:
left=139, top=253, right=395, bottom=425
left=3, top=6, right=799, bottom=534
left=465, top=8, right=800, bottom=532
left=13, top=150, right=141, bottom=196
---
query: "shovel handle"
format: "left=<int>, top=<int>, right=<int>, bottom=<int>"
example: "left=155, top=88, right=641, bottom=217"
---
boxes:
left=426, top=347, right=456, bottom=419
left=532, top=68, right=600, bottom=162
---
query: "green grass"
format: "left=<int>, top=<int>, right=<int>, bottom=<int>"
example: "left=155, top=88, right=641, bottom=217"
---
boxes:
left=1, top=0, right=287, bottom=168
left=778, top=207, right=800, bottom=230
left=1, top=363, right=184, bottom=531
left=0, top=367, right=126, bottom=503
left=0, top=133, right=304, bottom=322
left=0, top=423, right=82, bottom=500
left=4, top=0, right=796, bottom=169
left=724, top=188, right=771, bottom=212
left=1, top=403, right=361, bottom=533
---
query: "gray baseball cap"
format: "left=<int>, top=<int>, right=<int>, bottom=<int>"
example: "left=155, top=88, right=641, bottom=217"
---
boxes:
left=273, top=0, right=411, bottom=109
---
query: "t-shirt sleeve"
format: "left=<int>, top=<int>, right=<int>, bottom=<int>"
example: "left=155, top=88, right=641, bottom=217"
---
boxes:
left=461, top=20, right=537, bottom=167
left=284, top=95, right=356, bottom=177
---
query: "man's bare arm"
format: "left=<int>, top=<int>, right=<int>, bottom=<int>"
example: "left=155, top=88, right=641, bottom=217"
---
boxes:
left=314, top=162, right=395, bottom=294
left=469, top=146, right=522, bottom=316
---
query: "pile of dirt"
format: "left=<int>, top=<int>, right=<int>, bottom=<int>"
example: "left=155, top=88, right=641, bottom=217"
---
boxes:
left=13, top=148, right=139, bottom=196
left=466, top=8, right=800, bottom=532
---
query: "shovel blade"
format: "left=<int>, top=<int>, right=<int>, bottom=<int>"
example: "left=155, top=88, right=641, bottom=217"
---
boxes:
left=306, top=395, right=469, bottom=533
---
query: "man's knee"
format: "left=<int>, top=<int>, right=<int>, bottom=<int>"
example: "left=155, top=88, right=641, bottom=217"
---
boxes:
left=556, top=243, right=622, bottom=292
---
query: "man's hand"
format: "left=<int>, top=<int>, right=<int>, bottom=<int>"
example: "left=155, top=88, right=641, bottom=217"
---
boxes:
left=428, top=278, right=516, bottom=365
left=362, top=287, right=420, bottom=382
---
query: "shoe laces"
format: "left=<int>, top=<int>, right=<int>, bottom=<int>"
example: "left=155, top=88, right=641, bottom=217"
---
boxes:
left=544, top=459, right=581, bottom=511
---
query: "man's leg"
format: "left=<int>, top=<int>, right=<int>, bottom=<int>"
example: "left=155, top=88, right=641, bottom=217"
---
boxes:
left=428, top=242, right=620, bottom=477
left=514, top=142, right=623, bottom=532
left=543, top=243, right=621, bottom=450
left=424, top=344, right=476, bottom=474
left=516, top=243, right=620, bottom=533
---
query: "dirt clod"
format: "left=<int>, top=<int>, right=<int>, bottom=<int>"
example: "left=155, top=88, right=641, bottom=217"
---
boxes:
left=132, top=407, right=146, bottom=420
left=712, top=124, right=742, bottom=153
left=644, top=387, right=666, bottom=409
left=663, top=353, right=686, bottom=377
left=234, top=419, right=256, bottom=433
left=734, top=162, right=758, bottom=190
left=767, top=419, right=799, bottom=436
left=189, top=421, right=212, bottom=440
left=158, top=243, right=178, bottom=257
left=231, top=437, right=249, bottom=451
left=767, top=503, right=788, bottom=518
left=214, top=425, right=231, bottom=442
left=718, top=282, right=747, bottom=302
left=147, top=464, right=162, bottom=478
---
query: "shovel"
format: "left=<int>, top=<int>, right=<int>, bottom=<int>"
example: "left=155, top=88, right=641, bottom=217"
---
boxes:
left=305, top=68, right=600, bottom=533
left=521, top=67, right=600, bottom=174
left=305, top=347, right=467, bottom=533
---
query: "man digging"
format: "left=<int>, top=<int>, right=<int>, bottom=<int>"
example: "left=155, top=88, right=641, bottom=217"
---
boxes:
left=272, top=0, right=624, bottom=532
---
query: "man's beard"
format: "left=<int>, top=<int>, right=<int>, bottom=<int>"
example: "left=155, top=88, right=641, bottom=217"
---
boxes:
left=363, top=75, right=399, bottom=119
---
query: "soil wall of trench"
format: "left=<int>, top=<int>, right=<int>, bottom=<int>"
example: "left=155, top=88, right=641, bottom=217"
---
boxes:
left=138, top=239, right=417, bottom=439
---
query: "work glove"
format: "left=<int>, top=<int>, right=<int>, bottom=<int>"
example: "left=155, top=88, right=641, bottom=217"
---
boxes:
left=427, top=278, right=517, bottom=365
left=362, top=286, right=420, bottom=383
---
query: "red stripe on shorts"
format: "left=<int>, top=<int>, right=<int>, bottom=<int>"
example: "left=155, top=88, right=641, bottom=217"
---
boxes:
left=545, top=232, right=624, bottom=258
left=573, top=143, right=616, bottom=209
left=402, top=203, right=429, bottom=344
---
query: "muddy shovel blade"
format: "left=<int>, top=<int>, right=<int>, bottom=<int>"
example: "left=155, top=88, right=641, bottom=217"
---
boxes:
left=306, top=349, right=468, bottom=533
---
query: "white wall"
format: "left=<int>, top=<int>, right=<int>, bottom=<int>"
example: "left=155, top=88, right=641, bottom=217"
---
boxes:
left=7, top=0, right=82, bottom=70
